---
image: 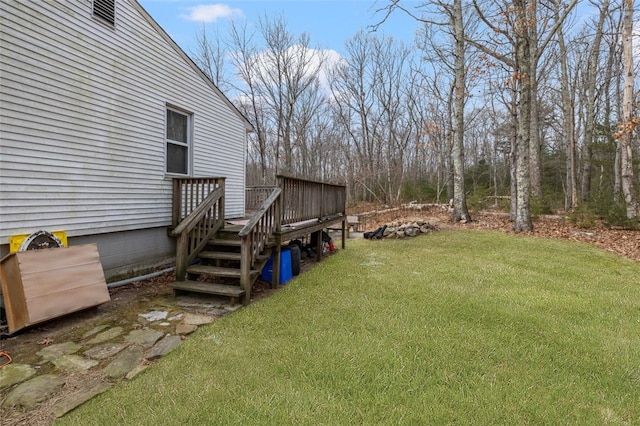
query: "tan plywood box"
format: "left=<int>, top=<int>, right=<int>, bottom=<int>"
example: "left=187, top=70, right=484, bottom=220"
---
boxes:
left=0, top=244, right=110, bottom=333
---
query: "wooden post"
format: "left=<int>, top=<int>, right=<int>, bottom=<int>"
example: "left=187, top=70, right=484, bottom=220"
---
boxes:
left=341, top=217, right=347, bottom=249
left=240, top=236, right=252, bottom=305
left=219, top=179, right=225, bottom=229
left=315, top=230, right=323, bottom=262
left=272, top=244, right=281, bottom=289
left=175, top=232, right=188, bottom=281
left=172, top=179, right=182, bottom=227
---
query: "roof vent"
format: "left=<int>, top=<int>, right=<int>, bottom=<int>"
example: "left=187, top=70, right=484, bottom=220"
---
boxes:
left=93, top=0, right=115, bottom=26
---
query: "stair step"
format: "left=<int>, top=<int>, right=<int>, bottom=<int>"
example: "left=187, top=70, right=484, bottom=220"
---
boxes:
left=199, top=251, right=270, bottom=262
left=208, top=238, right=241, bottom=247
left=200, top=251, right=242, bottom=261
left=186, top=264, right=260, bottom=279
left=171, top=280, right=244, bottom=298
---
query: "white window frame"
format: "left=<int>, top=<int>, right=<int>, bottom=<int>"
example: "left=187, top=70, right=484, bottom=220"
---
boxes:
left=165, top=105, right=193, bottom=176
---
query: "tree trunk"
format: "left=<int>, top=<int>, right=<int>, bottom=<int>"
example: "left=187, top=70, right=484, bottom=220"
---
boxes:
left=528, top=2, right=542, bottom=199
left=581, top=0, right=609, bottom=204
left=620, top=0, right=637, bottom=218
left=451, top=0, right=471, bottom=222
left=513, top=0, right=532, bottom=232
left=510, top=88, right=518, bottom=222
left=556, top=3, right=577, bottom=209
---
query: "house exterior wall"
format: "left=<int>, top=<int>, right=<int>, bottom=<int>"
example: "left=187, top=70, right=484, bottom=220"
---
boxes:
left=0, top=1, right=249, bottom=270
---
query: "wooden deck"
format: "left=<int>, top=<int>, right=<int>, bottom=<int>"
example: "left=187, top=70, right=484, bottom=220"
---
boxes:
left=170, top=175, right=347, bottom=304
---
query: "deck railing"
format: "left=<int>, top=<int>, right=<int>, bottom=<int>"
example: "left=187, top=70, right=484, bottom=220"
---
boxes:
left=278, top=175, right=347, bottom=225
left=172, top=177, right=226, bottom=226
left=246, top=186, right=278, bottom=211
left=171, top=177, right=226, bottom=280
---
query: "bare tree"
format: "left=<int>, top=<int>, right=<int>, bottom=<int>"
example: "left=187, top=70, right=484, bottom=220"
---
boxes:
left=192, top=24, right=232, bottom=93
left=376, top=0, right=471, bottom=221
left=450, top=0, right=471, bottom=221
left=227, top=21, right=272, bottom=184
left=469, top=0, right=578, bottom=231
left=618, top=0, right=637, bottom=218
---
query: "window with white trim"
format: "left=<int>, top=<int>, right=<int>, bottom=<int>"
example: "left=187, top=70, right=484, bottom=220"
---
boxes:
left=93, top=0, right=115, bottom=26
left=166, top=107, right=192, bottom=175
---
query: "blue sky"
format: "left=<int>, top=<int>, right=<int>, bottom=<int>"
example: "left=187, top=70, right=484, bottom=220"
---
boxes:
left=137, top=0, right=419, bottom=56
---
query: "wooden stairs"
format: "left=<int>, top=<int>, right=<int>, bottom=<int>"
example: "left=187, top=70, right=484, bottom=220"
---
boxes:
left=171, top=225, right=274, bottom=305
left=170, top=176, right=346, bottom=306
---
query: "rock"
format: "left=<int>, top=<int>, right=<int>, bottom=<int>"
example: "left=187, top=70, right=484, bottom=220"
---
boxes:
left=125, top=328, right=164, bottom=348
left=383, top=227, right=395, bottom=237
left=138, top=310, right=169, bottom=322
left=52, top=355, right=99, bottom=372
left=146, top=335, right=182, bottom=360
left=405, top=226, right=419, bottom=237
left=86, top=326, right=124, bottom=345
left=396, top=230, right=406, bottom=238
left=82, top=324, right=110, bottom=339
left=175, top=323, right=198, bottom=335
left=84, top=342, right=129, bottom=360
left=420, top=225, right=432, bottom=233
left=36, top=342, right=82, bottom=362
left=125, top=364, right=149, bottom=380
left=103, top=346, right=144, bottom=379
left=53, top=378, right=112, bottom=418
left=2, top=374, right=65, bottom=410
left=0, top=364, right=37, bottom=392
left=572, top=231, right=597, bottom=238
left=167, top=313, right=184, bottom=321
left=225, top=304, right=243, bottom=313
left=182, top=313, right=216, bottom=326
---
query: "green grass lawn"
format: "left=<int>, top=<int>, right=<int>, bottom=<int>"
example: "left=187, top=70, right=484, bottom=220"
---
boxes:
left=59, top=231, right=640, bottom=425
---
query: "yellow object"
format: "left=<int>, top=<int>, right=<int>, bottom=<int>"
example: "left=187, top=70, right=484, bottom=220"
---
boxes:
left=9, top=231, right=68, bottom=253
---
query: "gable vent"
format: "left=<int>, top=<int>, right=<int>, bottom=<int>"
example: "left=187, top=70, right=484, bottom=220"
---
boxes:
left=93, top=0, right=115, bottom=26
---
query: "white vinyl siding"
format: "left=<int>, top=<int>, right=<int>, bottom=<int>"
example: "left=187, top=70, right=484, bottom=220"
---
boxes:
left=0, top=0, right=248, bottom=244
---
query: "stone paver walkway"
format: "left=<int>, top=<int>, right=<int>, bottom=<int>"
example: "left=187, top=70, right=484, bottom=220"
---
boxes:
left=0, top=291, right=241, bottom=425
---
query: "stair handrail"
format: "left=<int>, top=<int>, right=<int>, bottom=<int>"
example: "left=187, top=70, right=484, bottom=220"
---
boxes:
left=238, top=187, right=281, bottom=302
left=172, top=186, right=225, bottom=280
left=238, top=187, right=281, bottom=242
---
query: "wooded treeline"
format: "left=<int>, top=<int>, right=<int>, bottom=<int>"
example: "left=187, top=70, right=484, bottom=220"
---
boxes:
left=193, top=0, right=639, bottom=229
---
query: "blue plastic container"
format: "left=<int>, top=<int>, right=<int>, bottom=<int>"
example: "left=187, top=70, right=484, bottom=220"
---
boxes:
left=261, top=248, right=293, bottom=285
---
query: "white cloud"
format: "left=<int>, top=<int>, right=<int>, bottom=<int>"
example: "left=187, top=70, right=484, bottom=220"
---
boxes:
left=319, top=48, right=342, bottom=89
left=180, top=4, right=243, bottom=23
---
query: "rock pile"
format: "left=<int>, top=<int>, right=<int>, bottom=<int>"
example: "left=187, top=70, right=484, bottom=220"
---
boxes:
left=364, top=221, right=438, bottom=239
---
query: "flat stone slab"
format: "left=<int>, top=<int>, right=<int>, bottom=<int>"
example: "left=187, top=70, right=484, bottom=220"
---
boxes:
left=52, top=355, right=99, bottom=372
left=0, top=363, right=37, bottom=392
left=138, top=310, right=168, bottom=322
left=82, top=324, right=110, bottom=339
left=36, top=342, right=82, bottom=362
left=84, top=342, right=129, bottom=360
left=53, top=378, right=112, bottom=418
left=147, top=335, right=182, bottom=360
left=175, top=323, right=198, bottom=335
left=103, top=346, right=144, bottom=379
left=86, top=326, right=124, bottom=345
left=182, top=313, right=216, bottom=325
left=124, top=328, right=164, bottom=348
left=125, top=364, right=149, bottom=380
left=2, top=374, right=65, bottom=410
